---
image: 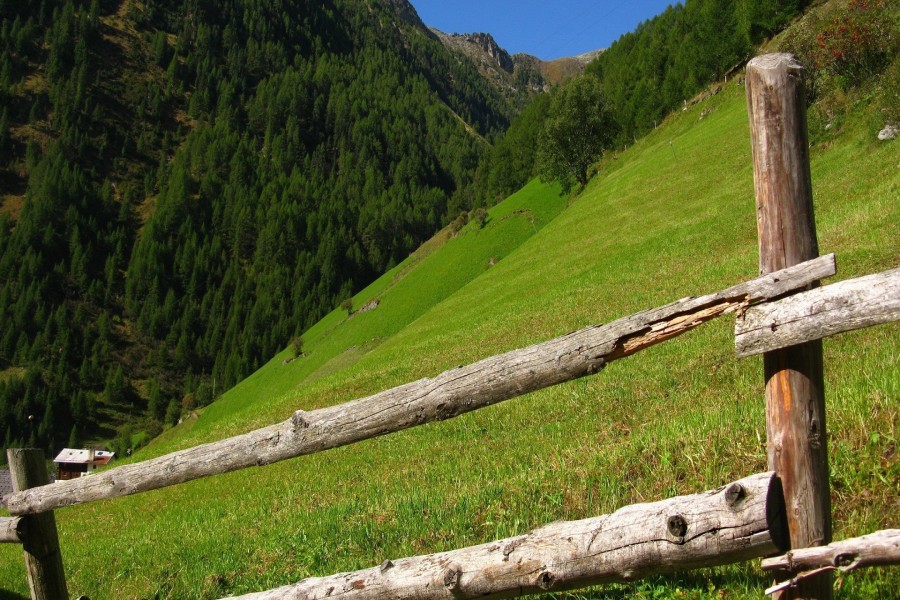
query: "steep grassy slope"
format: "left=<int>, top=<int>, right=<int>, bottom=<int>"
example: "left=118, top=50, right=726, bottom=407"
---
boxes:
left=1, top=75, right=897, bottom=599
left=151, top=179, right=567, bottom=450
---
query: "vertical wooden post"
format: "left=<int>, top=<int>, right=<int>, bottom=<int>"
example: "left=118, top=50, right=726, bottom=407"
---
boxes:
left=7, top=449, right=69, bottom=600
left=746, top=53, right=832, bottom=599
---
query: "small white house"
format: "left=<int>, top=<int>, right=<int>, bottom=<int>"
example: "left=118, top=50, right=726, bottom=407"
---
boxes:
left=53, top=448, right=115, bottom=481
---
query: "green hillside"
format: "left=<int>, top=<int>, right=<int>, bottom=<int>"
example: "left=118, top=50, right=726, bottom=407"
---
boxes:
left=2, top=58, right=898, bottom=600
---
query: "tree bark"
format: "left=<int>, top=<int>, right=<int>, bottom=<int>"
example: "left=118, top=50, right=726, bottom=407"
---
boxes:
left=226, top=472, right=786, bottom=600
left=746, top=53, right=831, bottom=600
left=7, top=449, right=69, bottom=600
left=5, top=256, right=834, bottom=517
left=736, top=268, right=900, bottom=357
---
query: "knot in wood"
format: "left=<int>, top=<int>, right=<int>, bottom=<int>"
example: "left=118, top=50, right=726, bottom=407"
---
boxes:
left=834, top=552, right=857, bottom=568
left=724, top=483, right=746, bottom=507
left=443, top=566, right=462, bottom=591
left=536, top=570, right=556, bottom=590
left=667, top=514, right=688, bottom=539
left=291, top=410, right=310, bottom=431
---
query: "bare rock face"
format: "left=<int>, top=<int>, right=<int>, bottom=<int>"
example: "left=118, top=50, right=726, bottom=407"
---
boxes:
left=877, top=125, right=897, bottom=140
left=381, top=0, right=429, bottom=30
left=459, top=32, right=515, bottom=73
left=430, top=26, right=602, bottom=103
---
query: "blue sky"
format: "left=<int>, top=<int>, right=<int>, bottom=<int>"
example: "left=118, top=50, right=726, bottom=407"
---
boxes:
left=410, top=1, right=678, bottom=61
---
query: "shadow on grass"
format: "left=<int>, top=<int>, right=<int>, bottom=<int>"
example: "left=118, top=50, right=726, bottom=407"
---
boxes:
left=0, top=590, right=28, bottom=600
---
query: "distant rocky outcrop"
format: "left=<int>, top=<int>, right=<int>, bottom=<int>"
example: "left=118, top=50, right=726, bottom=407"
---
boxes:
left=382, top=0, right=430, bottom=31
left=431, top=29, right=516, bottom=89
left=431, top=28, right=604, bottom=105
left=454, top=32, right=515, bottom=73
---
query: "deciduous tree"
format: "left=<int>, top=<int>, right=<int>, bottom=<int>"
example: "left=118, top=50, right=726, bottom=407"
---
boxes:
left=537, top=75, right=617, bottom=192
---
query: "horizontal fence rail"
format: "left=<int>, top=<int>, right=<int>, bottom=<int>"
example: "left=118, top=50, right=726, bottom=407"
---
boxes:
left=762, top=529, right=900, bottom=596
left=226, top=472, right=786, bottom=600
left=5, top=255, right=836, bottom=517
left=0, top=516, right=25, bottom=544
left=735, top=267, right=900, bottom=357
left=763, top=529, right=900, bottom=574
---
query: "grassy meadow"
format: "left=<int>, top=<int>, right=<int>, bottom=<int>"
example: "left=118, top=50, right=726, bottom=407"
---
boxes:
left=1, top=72, right=897, bottom=599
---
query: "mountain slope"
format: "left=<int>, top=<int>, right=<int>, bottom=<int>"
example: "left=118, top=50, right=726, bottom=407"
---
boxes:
left=0, top=0, right=512, bottom=455
left=2, top=62, right=895, bottom=598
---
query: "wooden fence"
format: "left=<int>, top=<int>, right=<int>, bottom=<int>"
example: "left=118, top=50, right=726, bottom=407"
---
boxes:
left=2, top=53, right=899, bottom=600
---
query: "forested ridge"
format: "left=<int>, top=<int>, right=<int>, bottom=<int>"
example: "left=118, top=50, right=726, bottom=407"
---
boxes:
left=0, top=0, right=509, bottom=455
left=475, top=0, right=816, bottom=206
left=586, top=0, right=812, bottom=144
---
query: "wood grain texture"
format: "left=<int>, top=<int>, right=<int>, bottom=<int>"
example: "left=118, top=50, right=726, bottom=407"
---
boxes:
left=7, top=449, right=69, bottom=600
left=747, top=52, right=831, bottom=600
left=746, top=53, right=818, bottom=274
left=762, top=530, right=900, bottom=574
left=226, top=472, right=785, bottom=600
left=0, top=516, right=25, bottom=544
left=5, top=256, right=835, bottom=517
left=736, top=268, right=900, bottom=357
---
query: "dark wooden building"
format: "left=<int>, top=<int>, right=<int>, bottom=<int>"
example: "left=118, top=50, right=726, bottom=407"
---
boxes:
left=53, top=448, right=114, bottom=481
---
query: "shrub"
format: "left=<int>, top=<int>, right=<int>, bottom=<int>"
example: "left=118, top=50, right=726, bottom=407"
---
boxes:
left=472, top=207, right=488, bottom=229
left=290, top=336, right=304, bottom=358
left=784, top=0, right=898, bottom=97
left=815, top=0, right=896, bottom=86
left=450, top=211, right=468, bottom=234
left=340, top=298, right=353, bottom=316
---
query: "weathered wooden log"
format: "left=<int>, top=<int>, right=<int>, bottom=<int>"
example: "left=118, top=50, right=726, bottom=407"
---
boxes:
left=6, top=256, right=835, bottom=516
left=7, top=449, right=69, bottom=600
left=224, top=472, right=787, bottom=600
left=762, top=529, right=900, bottom=574
left=0, top=516, right=25, bottom=544
left=736, top=268, right=900, bottom=357
left=747, top=53, right=831, bottom=599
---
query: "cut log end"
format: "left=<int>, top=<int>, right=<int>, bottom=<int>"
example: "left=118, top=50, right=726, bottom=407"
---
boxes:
left=747, top=53, right=804, bottom=74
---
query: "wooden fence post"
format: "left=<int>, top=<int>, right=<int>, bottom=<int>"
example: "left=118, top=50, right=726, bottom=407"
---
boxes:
left=7, top=449, right=69, bottom=600
left=746, top=53, right=832, bottom=599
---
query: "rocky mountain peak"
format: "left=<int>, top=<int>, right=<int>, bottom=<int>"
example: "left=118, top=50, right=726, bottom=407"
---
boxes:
left=450, top=32, right=514, bottom=73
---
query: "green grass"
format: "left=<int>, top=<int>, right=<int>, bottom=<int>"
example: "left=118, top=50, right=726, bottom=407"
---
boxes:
left=1, top=73, right=897, bottom=599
